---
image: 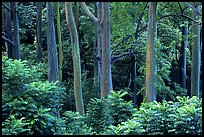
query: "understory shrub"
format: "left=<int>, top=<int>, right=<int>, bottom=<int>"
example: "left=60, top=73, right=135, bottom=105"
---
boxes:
left=56, top=111, right=93, bottom=135
left=85, top=98, right=113, bottom=134
left=119, top=96, right=202, bottom=135
left=2, top=56, right=67, bottom=135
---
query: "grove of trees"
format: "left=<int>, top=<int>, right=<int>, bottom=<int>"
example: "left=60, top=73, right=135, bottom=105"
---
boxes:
left=2, top=2, right=202, bottom=135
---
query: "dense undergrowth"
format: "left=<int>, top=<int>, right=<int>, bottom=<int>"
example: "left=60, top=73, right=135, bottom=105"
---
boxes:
left=2, top=56, right=202, bottom=135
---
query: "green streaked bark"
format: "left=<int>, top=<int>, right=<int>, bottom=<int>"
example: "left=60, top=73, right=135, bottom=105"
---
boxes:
left=36, top=2, right=43, bottom=61
left=65, top=2, right=84, bottom=115
left=145, top=2, right=157, bottom=102
left=10, top=2, right=21, bottom=59
left=46, top=2, right=58, bottom=82
left=179, top=21, right=188, bottom=89
left=101, top=2, right=112, bottom=98
left=56, top=2, right=63, bottom=82
left=191, top=2, right=201, bottom=97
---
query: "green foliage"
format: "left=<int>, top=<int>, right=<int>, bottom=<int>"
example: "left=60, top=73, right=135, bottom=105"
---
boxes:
left=132, top=96, right=202, bottom=135
left=18, top=2, right=37, bottom=44
left=85, top=98, right=112, bottom=134
left=2, top=115, right=31, bottom=135
left=113, top=119, right=145, bottom=135
left=85, top=90, right=135, bottom=134
left=2, top=57, right=67, bottom=135
left=57, top=111, right=93, bottom=135
left=2, top=56, right=42, bottom=98
left=107, top=90, right=135, bottom=126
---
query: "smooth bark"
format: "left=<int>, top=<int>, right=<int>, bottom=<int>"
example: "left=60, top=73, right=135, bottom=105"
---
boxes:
left=10, top=2, right=21, bottom=59
left=131, top=55, right=137, bottom=106
left=4, top=2, right=14, bottom=58
left=191, top=2, right=201, bottom=97
left=65, top=2, right=84, bottom=115
left=145, top=2, right=157, bottom=102
left=46, top=2, right=58, bottom=82
left=36, top=2, right=43, bottom=60
left=56, top=2, right=63, bottom=82
left=101, top=2, right=112, bottom=98
left=179, top=22, right=188, bottom=89
left=96, top=2, right=103, bottom=96
left=94, top=3, right=100, bottom=91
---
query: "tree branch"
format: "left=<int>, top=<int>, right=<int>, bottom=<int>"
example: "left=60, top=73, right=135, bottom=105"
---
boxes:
left=178, top=2, right=184, bottom=15
left=2, top=2, right=12, bottom=13
left=111, top=34, right=133, bottom=54
left=180, top=14, right=199, bottom=23
left=2, top=36, right=14, bottom=47
left=79, top=2, right=99, bottom=24
left=183, top=2, right=201, bottom=16
left=111, top=51, right=135, bottom=63
left=135, top=2, right=149, bottom=39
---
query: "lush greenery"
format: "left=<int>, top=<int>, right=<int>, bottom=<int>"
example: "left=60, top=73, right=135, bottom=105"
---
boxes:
left=2, top=57, right=202, bottom=135
left=2, top=2, right=202, bottom=135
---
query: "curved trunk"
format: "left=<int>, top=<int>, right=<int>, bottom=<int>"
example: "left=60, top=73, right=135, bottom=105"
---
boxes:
left=65, top=2, right=84, bottom=115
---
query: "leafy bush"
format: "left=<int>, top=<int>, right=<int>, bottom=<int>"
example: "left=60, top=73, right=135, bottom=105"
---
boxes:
left=107, top=90, right=135, bottom=126
left=85, top=98, right=113, bottom=134
left=84, top=90, right=135, bottom=134
left=57, top=111, right=93, bottom=135
left=132, top=96, right=202, bottom=135
left=2, top=57, right=67, bottom=135
left=2, top=115, right=31, bottom=135
left=113, top=119, right=145, bottom=135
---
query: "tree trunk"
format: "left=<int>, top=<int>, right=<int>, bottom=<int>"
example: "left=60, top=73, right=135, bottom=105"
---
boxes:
left=10, top=2, right=21, bottom=59
left=56, top=2, right=63, bottom=82
left=145, top=2, right=157, bottom=102
left=191, top=2, right=201, bottom=97
left=131, top=55, right=137, bottom=106
left=73, top=2, right=79, bottom=29
left=94, top=3, right=100, bottom=92
left=4, top=2, right=14, bottom=58
left=36, top=2, right=43, bottom=61
left=46, top=2, right=58, bottom=82
left=179, top=21, right=188, bottom=89
left=96, top=2, right=103, bottom=97
left=101, top=2, right=112, bottom=98
left=65, top=2, right=84, bottom=115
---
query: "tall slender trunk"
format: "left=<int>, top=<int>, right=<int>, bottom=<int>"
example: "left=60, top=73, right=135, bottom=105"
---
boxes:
left=101, top=2, right=112, bottom=98
left=191, top=2, right=201, bottom=97
left=36, top=2, right=43, bottom=61
left=4, top=2, right=14, bottom=58
left=179, top=21, right=188, bottom=89
left=94, top=3, right=100, bottom=92
left=73, top=2, right=79, bottom=29
left=97, top=2, right=103, bottom=97
left=131, top=55, right=137, bottom=106
left=145, top=2, right=157, bottom=102
left=46, top=2, right=58, bottom=82
left=65, top=2, right=84, bottom=115
left=10, top=2, right=21, bottom=59
left=56, top=2, right=63, bottom=82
